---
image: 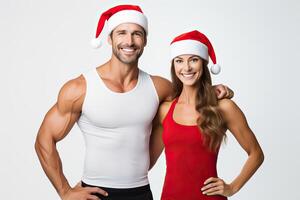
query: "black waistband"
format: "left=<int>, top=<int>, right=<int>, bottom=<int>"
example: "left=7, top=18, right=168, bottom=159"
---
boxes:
left=81, top=181, right=151, bottom=196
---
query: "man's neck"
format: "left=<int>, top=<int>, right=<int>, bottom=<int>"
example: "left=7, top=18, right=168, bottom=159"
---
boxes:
left=97, top=56, right=139, bottom=87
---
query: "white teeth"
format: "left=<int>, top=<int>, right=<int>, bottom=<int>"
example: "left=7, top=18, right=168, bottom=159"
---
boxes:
left=182, top=73, right=195, bottom=78
left=122, top=48, right=134, bottom=52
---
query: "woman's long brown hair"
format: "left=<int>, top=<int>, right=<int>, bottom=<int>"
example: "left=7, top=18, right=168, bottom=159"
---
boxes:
left=171, top=59, right=226, bottom=151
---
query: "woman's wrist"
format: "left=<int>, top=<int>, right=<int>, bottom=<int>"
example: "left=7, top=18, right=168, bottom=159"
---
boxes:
left=228, top=182, right=240, bottom=196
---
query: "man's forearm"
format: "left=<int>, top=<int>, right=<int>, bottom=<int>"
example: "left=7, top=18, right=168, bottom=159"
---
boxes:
left=35, top=140, right=71, bottom=198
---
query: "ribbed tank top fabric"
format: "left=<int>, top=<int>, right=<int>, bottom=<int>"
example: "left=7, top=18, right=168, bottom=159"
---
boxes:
left=77, top=68, right=159, bottom=188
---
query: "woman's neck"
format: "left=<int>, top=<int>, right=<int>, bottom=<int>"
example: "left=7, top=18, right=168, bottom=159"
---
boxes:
left=178, top=85, right=198, bottom=105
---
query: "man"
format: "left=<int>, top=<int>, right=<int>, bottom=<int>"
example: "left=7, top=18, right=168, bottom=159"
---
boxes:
left=35, top=4, right=233, bottom=200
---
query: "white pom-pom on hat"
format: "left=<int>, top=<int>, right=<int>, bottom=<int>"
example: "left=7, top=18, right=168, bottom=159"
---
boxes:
left=210, top=64, right=221, bottom=75
left=90, top=38, right=102, bottom=49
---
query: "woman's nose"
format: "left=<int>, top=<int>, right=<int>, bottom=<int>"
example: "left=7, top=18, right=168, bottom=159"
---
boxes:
left=184, top=61, right=192, bottom=71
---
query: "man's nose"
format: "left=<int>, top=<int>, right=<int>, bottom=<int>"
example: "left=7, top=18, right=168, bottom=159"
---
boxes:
left=124, top=34, right=134, bottom=46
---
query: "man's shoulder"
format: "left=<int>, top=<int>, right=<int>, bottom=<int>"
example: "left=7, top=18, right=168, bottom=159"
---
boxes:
left=149, top=75, right=172, bottom=102
left=150, top=75, right=172, bottom=93
left=150, top=75, right=171, bottom=85
left=58, top=75, right=86, bottom=103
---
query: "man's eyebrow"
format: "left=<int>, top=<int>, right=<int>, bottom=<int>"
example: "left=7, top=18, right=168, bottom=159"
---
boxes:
left=133, top=30, right=145, bottom=35
left=115, top=30, right=126, bottom=33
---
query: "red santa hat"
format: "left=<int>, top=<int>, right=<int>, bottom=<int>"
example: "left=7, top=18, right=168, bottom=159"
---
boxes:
left=91, top=4, right=148, bottom=48
left=170, top=30, right=221, bottom=75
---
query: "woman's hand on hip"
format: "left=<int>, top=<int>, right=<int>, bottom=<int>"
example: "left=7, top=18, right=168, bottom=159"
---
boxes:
left=201, top=177, right=234, bottom=197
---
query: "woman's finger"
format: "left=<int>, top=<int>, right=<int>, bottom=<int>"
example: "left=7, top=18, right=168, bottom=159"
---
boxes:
left=203, top=186, right=223, bottom=196
left=203, top=177, right=219, bottom=185
left=201, top=182, right=219, bottom=191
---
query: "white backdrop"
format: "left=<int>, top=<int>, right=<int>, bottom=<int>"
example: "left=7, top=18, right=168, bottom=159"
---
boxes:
left=1, top=0, right=299, bottom=199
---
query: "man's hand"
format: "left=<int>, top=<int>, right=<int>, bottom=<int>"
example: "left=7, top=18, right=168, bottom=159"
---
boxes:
left=61, top=182, right=108, bottom=200
left=213, top=84, right=234, bottom=99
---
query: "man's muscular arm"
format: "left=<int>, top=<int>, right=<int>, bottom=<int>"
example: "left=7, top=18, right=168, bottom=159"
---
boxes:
left=149, top=76, right=172, bottom=170
left=35, top=76, right=106, bottom=200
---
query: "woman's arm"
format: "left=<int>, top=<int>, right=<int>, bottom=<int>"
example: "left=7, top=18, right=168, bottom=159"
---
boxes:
left=202, top=99, right=264, bottom=197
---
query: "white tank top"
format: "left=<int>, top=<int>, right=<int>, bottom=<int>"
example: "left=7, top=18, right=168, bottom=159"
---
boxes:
left=77, top=68, right=159, bottom=188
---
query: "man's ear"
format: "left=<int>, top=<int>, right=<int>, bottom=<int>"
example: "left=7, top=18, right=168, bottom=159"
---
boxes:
left=144, top=36, right=147, bottom=47
left=107, top=34, right=112, bottom=45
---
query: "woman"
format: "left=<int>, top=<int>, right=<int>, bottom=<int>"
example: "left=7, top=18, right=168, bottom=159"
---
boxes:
left=149, top=30, right=264, bottom=200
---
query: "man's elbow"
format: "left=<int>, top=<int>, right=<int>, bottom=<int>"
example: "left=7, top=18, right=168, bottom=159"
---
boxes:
left=34, top=136, right=43, bottom=155
left=34, top=133, right=55, bottom=156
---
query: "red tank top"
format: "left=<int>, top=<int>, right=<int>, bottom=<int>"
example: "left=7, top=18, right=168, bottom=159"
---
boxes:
left=161, top=98, right=227, bottom=200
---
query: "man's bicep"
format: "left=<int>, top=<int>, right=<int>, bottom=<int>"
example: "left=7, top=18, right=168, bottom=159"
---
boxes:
left=38, top=103, right=79, bottom=143
left=149, top=120, right=164, bottom=169
left=37, top=78, right=84, bottom=142
left=149, top=102, right=170, bottom=161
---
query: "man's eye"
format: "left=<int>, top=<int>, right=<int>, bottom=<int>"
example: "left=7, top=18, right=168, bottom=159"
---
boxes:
left=134, top=32, right=143, bottom=37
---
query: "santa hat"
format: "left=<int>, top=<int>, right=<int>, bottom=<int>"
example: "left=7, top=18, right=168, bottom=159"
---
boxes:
left=91, top=4, right=148, bottom=48
left=170, top=30, right=221, bottom=75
